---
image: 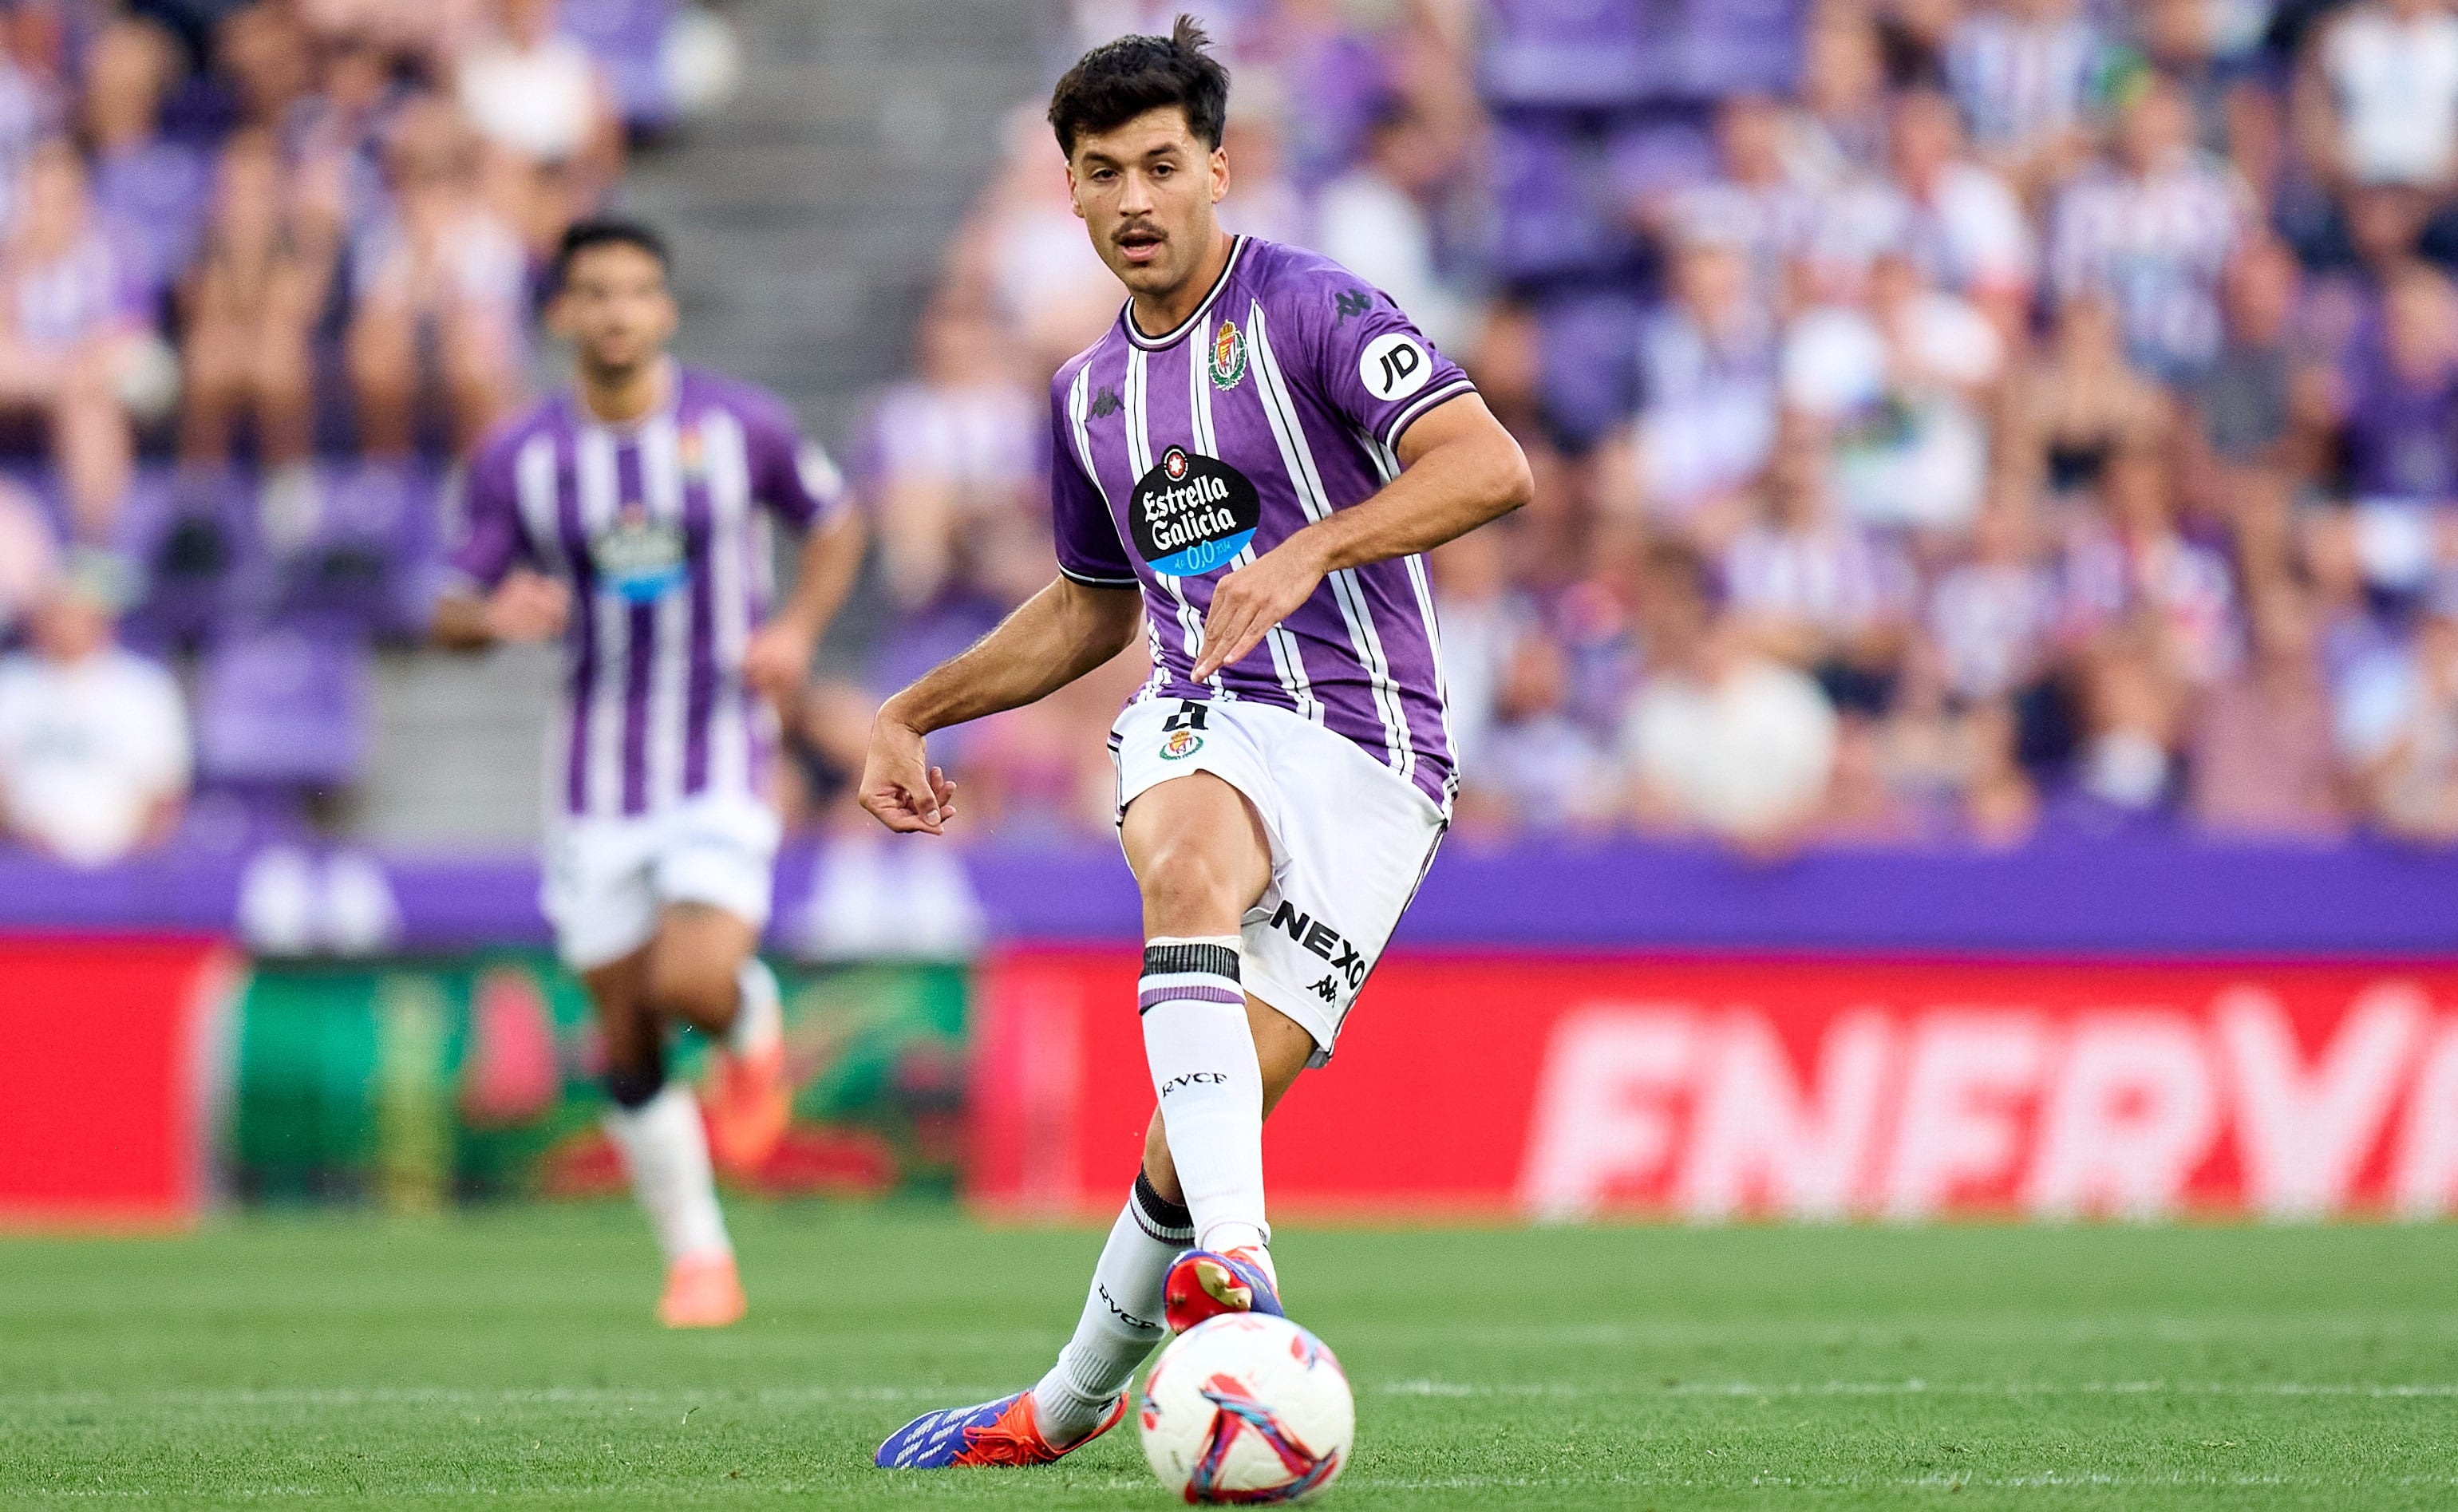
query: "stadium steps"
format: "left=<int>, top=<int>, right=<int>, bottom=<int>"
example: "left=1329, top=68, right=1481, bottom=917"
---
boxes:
left=358, top=0, right=1064, bottom=847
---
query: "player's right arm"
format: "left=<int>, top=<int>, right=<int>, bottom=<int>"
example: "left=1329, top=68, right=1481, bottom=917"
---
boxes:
left=860, top=577, right=1143, bottom=835
left=429, top=432, right=572, bottom=652
left=430, top=573, right=571, bottom=651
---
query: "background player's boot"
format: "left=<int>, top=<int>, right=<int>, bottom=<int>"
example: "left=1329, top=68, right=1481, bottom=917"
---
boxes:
left=706, top=961, right=788, bottom=1176
left=874, top=1390, right=1126, bottom=1469
left=1163, top=1246, right=1284, bottom=1332
left=658, top=1252, right=745, bottom=1328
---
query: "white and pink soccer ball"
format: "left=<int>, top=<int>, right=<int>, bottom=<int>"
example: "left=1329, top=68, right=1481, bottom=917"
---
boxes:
left=1138, top=1313, right=1354, bottom=1504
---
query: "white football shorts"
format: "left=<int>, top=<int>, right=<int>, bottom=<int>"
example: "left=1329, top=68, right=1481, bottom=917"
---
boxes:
left=1111, top=695, right=1446, bottom=1060
left=541, top=791, right=780, bottom=972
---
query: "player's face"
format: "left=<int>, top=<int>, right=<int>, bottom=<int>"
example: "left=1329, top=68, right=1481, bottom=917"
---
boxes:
left=1067, top=106, right=1228, bottom=301
left=551, top=243, right=677, bottom=380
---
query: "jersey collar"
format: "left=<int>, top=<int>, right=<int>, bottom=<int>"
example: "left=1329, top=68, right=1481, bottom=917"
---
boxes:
left=1121, top=235, right=1247, bottom=352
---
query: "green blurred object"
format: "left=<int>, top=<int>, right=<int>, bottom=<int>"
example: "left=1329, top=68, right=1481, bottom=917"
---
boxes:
left=228, top=953, right=967, bottom=1206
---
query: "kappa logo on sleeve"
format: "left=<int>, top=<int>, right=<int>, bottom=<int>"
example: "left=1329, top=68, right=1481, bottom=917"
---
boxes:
left=1359, top=331, right=1432, bottom=401
left=1334, top=287, right=1375, bottom=326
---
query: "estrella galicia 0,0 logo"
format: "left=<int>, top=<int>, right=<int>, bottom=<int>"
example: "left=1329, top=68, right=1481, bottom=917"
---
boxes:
left=1130, top=446, right=1259, bottom=576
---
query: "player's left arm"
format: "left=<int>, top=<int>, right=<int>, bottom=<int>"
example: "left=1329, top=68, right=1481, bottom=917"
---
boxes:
left=741, top=414, right=867, bottom=706
left=742, top=508, right=866, bottom=704
left=1192, top=393, right=1531, bottom=681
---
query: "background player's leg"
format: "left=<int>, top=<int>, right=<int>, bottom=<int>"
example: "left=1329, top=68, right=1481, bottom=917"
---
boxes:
left=642, top=902, right=768, bottom=1040
left=586, top=947, right=737, bottom=1324
left=643, top=902, right=787, bottom=1174
left=1120, top=773, right=1275, bottom=1257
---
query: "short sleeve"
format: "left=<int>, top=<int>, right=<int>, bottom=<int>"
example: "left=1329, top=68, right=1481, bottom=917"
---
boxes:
left=445, top=438, right=531, bottom=593
left=745, top=397, right=848, bottom=530
left=1299, top=274, right=1476, bottom=453
left=1049, top=380, right=1137, bottom=588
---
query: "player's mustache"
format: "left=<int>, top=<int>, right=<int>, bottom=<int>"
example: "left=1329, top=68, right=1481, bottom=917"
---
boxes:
left=1113, top=221, right=1166, bottom=245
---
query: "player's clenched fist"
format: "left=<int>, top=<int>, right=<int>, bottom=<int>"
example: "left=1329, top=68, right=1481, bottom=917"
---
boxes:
left=1191, top=539, right=1327, bottom=681
left=859, top=715, right=958, bottom=835
left=483, top=570, right=571, bottom=643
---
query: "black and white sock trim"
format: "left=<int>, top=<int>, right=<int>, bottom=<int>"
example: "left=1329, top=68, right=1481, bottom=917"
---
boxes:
left=1131, top=1170, right=1195, bottom=1246
left=1139, top=942, right=1243, bottom=1015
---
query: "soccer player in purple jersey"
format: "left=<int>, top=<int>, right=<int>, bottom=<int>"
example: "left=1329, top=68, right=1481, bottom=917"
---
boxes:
left=431, top=219, right=863, bottom=1328
left=867, top=19, right=1531, bottom=1471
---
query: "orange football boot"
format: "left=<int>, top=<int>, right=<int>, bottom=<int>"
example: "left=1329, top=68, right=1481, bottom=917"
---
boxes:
left=658, top=1252, right=746, bottom=1328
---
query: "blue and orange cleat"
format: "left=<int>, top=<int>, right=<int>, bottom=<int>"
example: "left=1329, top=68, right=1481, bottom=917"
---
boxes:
left=1162, top=1246, right=1284, bottom=1333
left=874, top=1390, right=1125, bottom=1470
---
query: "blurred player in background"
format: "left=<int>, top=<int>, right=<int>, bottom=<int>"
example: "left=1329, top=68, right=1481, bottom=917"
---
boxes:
left=867, top=19, right=1531, bottom=1469
left=433, top=219, right=862, bottom=1327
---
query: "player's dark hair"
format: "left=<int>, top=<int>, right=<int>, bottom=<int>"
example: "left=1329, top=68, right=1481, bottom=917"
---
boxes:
left=1046, top=14, right=1229, bottom=160
left=551, top=217, right=672, bottom=293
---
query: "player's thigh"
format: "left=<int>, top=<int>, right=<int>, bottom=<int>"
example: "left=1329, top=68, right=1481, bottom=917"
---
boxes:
left=543, top=817, right=661, bottom=977
left=1120, top=772, right=1273, bottom=938
left=580, top=945, right=658, bottom=1070
left=642, top=797, right=778, bottom=1027
left=645, top=902, right=761, bottom=1032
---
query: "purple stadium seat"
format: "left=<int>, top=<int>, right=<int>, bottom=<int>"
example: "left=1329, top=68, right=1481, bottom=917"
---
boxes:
left=1480, top=0, right=1658, bottom=109
left=1672, top=0, right=1804, bottom=99
left=271, top=460, right=442, bottom=637
left=1536, top=291, right=1646, bottom=452
left=1603, top=109, right=1717, bottom=203
left=117, top=466, right=244, bottom=653
left=196, top=623, right=369, bottom=789
left=1488, top=116, right=1638, bottom=286
left=561, top=0, right=675, bottom=131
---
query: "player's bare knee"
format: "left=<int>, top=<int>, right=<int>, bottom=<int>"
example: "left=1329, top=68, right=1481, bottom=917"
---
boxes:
left=644, top=955, right=735, bottom=1032
left=1136, top=840, right=1259, bottom=937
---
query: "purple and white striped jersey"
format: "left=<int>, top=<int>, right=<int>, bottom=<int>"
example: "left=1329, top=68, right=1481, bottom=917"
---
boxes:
left=1052, top=236, right=1474, bottom=814
left=448, top=365, right=847, bottom=819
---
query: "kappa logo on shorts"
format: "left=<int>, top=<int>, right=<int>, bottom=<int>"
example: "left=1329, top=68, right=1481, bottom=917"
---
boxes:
left=1160, top=727, right=1203, bottom=760
left=1269, top=901, right=1369, bottom=996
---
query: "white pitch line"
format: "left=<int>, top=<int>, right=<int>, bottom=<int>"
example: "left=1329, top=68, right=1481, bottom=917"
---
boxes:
left=1376, top=1378, right=2458, bottom=1399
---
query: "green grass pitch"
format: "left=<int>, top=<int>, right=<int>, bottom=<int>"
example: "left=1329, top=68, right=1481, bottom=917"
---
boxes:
left=4, top=1206, right=2454, bottom=1509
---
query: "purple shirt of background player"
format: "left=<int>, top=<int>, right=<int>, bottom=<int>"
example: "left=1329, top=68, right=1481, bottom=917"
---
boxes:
left=447, top=365, right=847, bottom=819
left=1050, top=235, right=1475, bottom=812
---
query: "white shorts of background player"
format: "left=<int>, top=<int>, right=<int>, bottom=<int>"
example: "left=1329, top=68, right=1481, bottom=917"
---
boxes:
left=542, top=791, right=781, bottom=971
left=1110, top=696, right=1444, bottom=1062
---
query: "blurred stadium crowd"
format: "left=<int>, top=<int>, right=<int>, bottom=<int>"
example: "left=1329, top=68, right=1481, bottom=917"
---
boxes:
left=0, top=0, right=725, bottom=863
left=856, top=0, right=2458, bottom=851
left=7, top=0, right=2458, bottom=866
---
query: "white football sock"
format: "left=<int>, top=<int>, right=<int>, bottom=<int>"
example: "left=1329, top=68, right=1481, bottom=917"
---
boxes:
left=1139, top=936, right=1270, bottom=1257
left=1030, top=1171, right=1190, bottom=1443
left=603, top=1083, right=730, bottom=1264
left=726, top=956, right=783, bottom=1056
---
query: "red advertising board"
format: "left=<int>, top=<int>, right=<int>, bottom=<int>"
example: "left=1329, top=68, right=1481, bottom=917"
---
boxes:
left=971, top=949, right=2458, bottom=1222
left=0, top=937, right=236, bottom=1227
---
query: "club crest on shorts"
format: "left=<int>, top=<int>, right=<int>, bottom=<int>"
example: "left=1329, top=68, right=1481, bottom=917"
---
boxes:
left=1160, top=727, right=1204, bottom=760
left=1209, top=318, right=1247, bottom=390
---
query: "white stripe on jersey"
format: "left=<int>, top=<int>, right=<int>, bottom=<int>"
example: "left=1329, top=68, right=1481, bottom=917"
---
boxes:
left=639, top=414, right=691, bottom=810
left=1188, top=316, right=1316, bottom=720
left=1364, top=431, right=1460, bottom=808
left=1069, top=363, right=1169, bottom=708
left=575, top=424, right=626, bottom=818
left=1246, top=299, right=1413, bottom=781
left=702, top=407, right=755, bottom=798
left=514, top=432, right=563, bottom=573
left=1125, top=346, right=1227, bottom=701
